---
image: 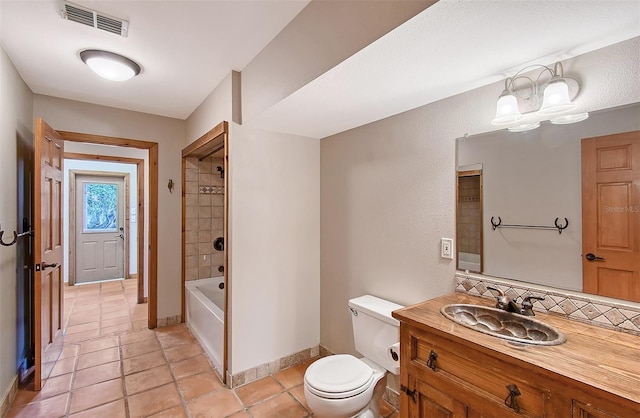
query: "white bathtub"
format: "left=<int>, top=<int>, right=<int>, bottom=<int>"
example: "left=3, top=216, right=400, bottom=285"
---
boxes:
left=458, top=252, right=481, bottom=272
left=185, top=277, right=225, bottom=375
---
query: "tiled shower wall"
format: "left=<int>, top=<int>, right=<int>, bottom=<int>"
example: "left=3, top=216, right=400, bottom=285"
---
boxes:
left=457, top=175, right=481, bottom=255
left=185, top=157, right=225, bottom=281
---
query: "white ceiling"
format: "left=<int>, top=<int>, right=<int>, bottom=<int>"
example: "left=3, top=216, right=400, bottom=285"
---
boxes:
left=0, top=0, right=309, bottom=119
left=1, top=0, right=639, bottom=138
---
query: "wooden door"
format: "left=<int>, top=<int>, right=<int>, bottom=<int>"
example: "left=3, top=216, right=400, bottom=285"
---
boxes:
left=412, top=376, right=468, bottom=417
left=34, top=118, right=65, bottom=390
left=582, top=131, right=640, bottom=302
left=75, top=174, right=125, bottom=283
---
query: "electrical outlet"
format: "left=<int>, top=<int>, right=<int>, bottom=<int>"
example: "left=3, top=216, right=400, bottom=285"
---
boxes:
left=441, top=238, right=453, bottom=259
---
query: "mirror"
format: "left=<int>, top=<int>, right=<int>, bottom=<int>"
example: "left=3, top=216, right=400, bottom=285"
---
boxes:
left=456, top=103, right=640, bottom=301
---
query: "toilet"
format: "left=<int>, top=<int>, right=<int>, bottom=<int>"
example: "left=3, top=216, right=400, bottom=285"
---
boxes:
left=304, top=295, right=403, bottom=418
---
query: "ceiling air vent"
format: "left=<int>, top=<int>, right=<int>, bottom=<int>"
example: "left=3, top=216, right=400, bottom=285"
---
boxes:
left=60, top=1, right=129, bottom=37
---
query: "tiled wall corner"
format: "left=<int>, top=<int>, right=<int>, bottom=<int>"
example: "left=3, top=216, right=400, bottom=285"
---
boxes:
left=230, top=345, right=322, bottom=388
left=454, top=272, right=640, bottom=336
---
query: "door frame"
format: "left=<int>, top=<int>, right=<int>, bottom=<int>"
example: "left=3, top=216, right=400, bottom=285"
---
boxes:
left=59, top=132, right=158, bottom=329
left=181, top=121, right=229, bottom=383
left=68, top=170, right=131, bottom=286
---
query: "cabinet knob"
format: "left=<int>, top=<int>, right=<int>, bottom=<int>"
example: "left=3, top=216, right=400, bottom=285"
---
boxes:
left=504, top=384, right=521, bottom=413
left=426, top=350, right=438, bottom=371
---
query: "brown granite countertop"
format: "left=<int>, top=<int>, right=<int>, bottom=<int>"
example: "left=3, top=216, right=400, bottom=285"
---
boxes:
left=391, top=293, right=640, bottom=404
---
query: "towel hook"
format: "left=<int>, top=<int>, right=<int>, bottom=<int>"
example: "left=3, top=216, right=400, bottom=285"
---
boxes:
left=0, top=225, right=18, bottom=247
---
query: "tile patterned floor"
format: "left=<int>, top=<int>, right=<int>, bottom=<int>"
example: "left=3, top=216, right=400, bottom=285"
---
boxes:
left=7, top=280, right=398, bottom=418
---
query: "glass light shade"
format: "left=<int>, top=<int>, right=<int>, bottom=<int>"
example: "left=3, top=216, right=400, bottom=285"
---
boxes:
left=508, top=122, right=540, bottom=133
left=80, top=50, right=140, bottom=81
left=491, top=92, right=524, bottom=125
left=550, top=112, right=589, bottom=124
left=538, top=80, right=576, bottom=115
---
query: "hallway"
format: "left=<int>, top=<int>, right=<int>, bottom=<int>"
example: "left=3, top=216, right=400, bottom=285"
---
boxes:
left=6, top=280, right=398, bottom=418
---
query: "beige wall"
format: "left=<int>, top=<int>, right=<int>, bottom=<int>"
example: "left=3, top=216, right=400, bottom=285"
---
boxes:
left=319, top=37, right=640, bottom=356
left=228, top=124, right=320, bottom=373
left=33, top=95, right=186, bottom=320
left=0, top=46, right=33, bottom=410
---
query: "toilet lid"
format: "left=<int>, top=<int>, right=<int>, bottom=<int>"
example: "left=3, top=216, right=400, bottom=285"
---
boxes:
left=304, top=354, right=374, bottom=399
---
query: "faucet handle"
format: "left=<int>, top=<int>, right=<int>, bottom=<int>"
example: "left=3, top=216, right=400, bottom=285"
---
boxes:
left=487, top=286, right=504, bottom=297
left=487, top=286, right=510, bottom=310
left=522, top=295, right=545, bottom=306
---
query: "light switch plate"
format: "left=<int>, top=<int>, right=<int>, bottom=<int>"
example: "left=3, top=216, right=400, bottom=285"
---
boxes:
left=441, top=238, right=453, bottom=259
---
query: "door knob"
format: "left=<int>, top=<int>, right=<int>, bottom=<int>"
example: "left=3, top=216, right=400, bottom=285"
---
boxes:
left=585, top=253, right=605, bottom=261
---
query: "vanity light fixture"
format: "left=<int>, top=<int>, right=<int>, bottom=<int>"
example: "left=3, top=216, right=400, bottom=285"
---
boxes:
left=491, top=62, right=588, bottom=131
left=80, top=49, right=141, bottom=81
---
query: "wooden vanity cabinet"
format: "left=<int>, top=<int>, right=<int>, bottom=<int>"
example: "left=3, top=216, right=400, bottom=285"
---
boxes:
left=393, top=295, right=640, bottom=418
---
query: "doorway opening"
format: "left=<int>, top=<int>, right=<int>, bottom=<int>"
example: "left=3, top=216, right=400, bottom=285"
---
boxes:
left=456, top=169, right=483, bottom=273
left=181, top=121, right=229, bottom=384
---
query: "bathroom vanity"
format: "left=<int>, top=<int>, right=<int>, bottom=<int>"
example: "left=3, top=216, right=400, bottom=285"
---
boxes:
left=392, top=293, right=640, bottom=417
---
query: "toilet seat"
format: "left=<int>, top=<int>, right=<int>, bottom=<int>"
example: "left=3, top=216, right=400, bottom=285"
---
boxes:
left=304, top=354, right=374, bottom=399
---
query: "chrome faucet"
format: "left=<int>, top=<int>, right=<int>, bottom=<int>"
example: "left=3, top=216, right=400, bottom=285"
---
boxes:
left=487, top=287, right=545, bottom=316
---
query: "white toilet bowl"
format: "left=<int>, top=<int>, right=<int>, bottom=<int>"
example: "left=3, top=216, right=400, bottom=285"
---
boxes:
left=304, top=354, right=387, bottom=418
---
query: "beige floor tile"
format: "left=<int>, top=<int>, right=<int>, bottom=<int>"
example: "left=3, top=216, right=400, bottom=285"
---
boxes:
left=176, top=371, right=224, bottom=401
left=67, top=314, right=101, bottom=327
left=101, top=309, right=129, bottom=320
left=40, top=373, right=74, bottom=400
left=68, top=378, right=124, bottom=414
left=122, top=338, right=161, bottom=359
left=170, top=354, right=213, bottom=379
left=273, top=363, right=307, bottom=389
left=146, top=404, right=189, bottom=418
left=76, top=347, right=120, bottom=370
left=78, top=336, right=119, bottom=355
left=235, top=376, right=284, bottom=407
left=119, top=328, right=155, bottom=345
left=66, top=322, right=101, bottom=335
left=101, top=315, right=132, bottom=327
left=187, top=389, right=243, bottom=418
left=59, top=345, right=79, bottom=360
left=127, top=383, right=182, bottom=418
left=122, top=350, right=167, bottom=375
left=73, top=361, right=122, bottom=389
left=68, top=399, right=127, bottom=418
left=288, top=385, right=311, bottom=412
left=125, top=365, right=174, bottom=395
left=100, top=323, right=133, bottom=335
left=227, top=411, right=252, bottom=418
left=6, top=393, right=69, bottom=418
left=249, top=392, right=308, bottom=418
left=49, top=357, right=77, bottom=377
left=380, top=398, right=396, bottom=417
left=164, top=342, right=203, bottom=363
left=64, top=329, right=101, bottom=343
left=157, top=330, right=195, bottom=349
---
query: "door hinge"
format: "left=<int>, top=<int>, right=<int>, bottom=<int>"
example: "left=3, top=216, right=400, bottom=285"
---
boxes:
left=400, top=384, right=416, bottom=403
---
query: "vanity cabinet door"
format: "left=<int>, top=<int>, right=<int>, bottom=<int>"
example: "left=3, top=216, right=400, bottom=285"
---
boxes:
left=572, top=400, right=625, bottom=418
left=409, top=374, right=468, bottom=417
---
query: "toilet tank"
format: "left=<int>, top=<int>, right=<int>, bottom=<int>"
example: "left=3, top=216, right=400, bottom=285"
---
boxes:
left=349, top=295, right=404, bottom=375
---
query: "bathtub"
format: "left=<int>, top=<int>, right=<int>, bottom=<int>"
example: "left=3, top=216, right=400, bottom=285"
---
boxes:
left=185, top=277, right=225, bottom=375
left=458, top=252, right=481, bottom=272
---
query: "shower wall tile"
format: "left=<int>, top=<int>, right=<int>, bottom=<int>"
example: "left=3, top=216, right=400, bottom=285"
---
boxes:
left=185, top=268, right=198, bottom=281
left=185, top=256, right=198, bottom=269
left=198, top=160, right=212, bottom=174
left=185, top=157, right=198, bottom=170
left=199, top=255, right=211, bottom=267
left=199, top=173, right=213, bottom=186
left=185, top=194, right=198, bottom=207
left=185, top=168, right=198, bottom=182
left=198, top=195, right=212, bottom=207
left=198, top=230, right=212, bottom=243
left=212, top=195, right=224, bottom=207
left=212, top=207, right=224, bottom=218
left=185, top=206, right=198, bottom=220
left=185, top=218, right=198, bottom=231
left=185, top=244, right=198, bottom=257
left=198, top=206, right=212, bottom=219
left=198, top=218, right=212, bottom=231
left=198, top=266, right=211, bottom=279
left=185, top=181, right=198, bottom=194
left=185, top=231, right=197, bottom=245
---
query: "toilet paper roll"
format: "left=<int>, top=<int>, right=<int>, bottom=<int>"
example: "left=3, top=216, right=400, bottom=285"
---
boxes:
left=387, top=342, right=400, bottom=363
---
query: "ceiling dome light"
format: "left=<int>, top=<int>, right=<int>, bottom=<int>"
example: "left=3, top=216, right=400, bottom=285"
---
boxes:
left=538, top=79, right=576, bottom=115
left=80, top=49, right=141, bottom=81
left=550, top=112, right=589, bottom=124
left=491, top=91, right=524, bottom=125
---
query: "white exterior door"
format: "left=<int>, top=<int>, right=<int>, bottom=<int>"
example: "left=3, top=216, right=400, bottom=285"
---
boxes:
left=75, top=174, right=125, bottom=283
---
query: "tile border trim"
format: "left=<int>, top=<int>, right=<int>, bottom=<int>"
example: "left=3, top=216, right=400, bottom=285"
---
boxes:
left=228, top=345, right=321, bottom=388
left=0, top=375, right=18, bottom=418
left=454, top=272, right=640, bottom=336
